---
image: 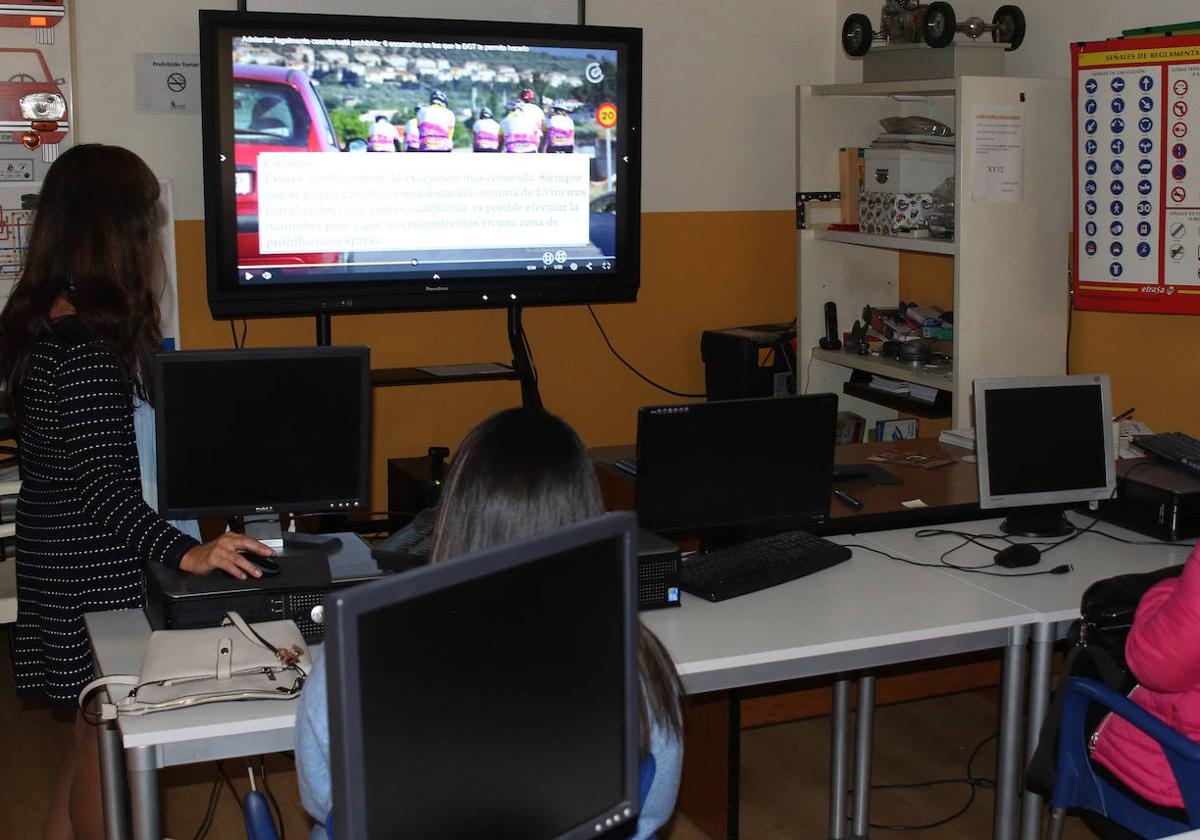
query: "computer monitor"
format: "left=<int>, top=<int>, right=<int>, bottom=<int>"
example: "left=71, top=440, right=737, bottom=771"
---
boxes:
left=974, top=374, right=1116, bottom=536
left=326, top=512, right=640, bottom=840
left=634, top=394, right=839, bottom=538
left=153, top=346, right=370, bottom=519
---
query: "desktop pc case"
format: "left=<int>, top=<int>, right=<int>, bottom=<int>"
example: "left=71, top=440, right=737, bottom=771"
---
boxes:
left=1098, top=461, right=1200, bottom=542
left=142, top=536, right=384, bottom=643
left=700, top=323, right=796, bottom=401
left=636, top=527, right=681, bottom=609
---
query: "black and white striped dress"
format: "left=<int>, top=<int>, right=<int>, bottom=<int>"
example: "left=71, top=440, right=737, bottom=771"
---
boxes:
left=12, top=319, right=198, bottom=704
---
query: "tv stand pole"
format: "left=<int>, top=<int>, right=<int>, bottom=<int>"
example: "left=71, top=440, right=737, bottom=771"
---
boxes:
left=315, top=313, right=331, bottom=347
left=508, top=304, right=542, bottom=410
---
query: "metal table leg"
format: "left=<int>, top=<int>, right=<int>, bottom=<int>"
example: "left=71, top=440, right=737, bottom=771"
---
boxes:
left=850, top=674, right=875, bottom=840
left=995, top=624, right=1029, bottom=840
left=127, top=745, right=161, bottom=840
left=1020, top=622, right=1057, bottom=840
left=830, top=678, right=851, bottom=840
left=97, top=720, right=129, bottom=840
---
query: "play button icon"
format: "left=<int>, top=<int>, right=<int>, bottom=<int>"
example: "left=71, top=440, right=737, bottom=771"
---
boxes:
left=244, top=272, right=254, bottom=281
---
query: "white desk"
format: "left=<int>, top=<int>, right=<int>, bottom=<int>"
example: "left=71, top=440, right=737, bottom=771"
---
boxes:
left=641, top=534, right=1041, bottom=840
left=861, top=513, right=1195, bottom=840
left=88, top=538, right=1040, bottom=840
left=85, top=609, right=305, bottom=840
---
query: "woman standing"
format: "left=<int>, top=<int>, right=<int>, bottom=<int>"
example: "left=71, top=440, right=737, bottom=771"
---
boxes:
left=0, top=144, right=273, bottom=839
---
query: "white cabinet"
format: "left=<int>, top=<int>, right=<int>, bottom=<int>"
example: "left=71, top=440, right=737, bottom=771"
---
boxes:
left=796, top=76, right=1071, bottom=429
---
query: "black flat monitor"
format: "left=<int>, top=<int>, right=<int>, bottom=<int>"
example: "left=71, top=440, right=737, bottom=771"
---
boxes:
left=154, top=346, right=370, bottom=519
left=974, top=374, right=1116, bottom=536
left=199, top=10, right=642, bottom=317
left=634, top=394, right=839, bottom=538
left=326, top=512, right=640, bottom=840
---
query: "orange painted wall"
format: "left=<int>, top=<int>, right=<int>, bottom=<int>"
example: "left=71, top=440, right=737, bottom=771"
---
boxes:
left=175, top=210, right=797, bottom=506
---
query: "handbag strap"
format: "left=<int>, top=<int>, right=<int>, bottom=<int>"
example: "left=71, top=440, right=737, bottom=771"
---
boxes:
left=223, top=611, right=307, bottom=671
left=78, top=675, right=139, bottom=722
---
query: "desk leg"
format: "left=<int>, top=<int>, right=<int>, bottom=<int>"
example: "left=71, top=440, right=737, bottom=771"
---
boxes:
left=995, top=624, right=1029, bottom=840
left=126, top=745, right=160, bottom=840
left=829, top=678, right=851, bottom=840
left=97, top=720, right=128, bottom=840
left=1019, top=622, right=1056, bottom=840
left=850, top=674, right=875, bottom=840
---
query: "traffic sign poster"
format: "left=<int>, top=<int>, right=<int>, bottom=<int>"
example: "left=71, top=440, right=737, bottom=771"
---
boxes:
left=1073, top=35, right=1200, bottom=313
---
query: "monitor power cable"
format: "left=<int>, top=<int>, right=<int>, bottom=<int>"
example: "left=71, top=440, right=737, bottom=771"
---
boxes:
left=587, top=305, right=706, bottom=399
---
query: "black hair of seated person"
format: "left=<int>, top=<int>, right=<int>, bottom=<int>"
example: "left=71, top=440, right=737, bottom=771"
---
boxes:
left=430, top=407, right=684, bottom=754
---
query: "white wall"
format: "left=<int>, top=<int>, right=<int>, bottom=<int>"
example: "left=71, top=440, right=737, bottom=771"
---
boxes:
left=73, top=0, right=833, bottom=219
left=836, top=0, right=1200, bottom=82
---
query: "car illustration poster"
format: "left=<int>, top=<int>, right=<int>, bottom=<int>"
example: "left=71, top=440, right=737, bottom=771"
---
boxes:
left=1074, top=35, right=1200, bottom=314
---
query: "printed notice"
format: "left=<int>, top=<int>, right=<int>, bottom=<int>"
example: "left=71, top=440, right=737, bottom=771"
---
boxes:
left=971, top=106, right=1024, bottom=202
left=134, top=54, right=201, bottom=114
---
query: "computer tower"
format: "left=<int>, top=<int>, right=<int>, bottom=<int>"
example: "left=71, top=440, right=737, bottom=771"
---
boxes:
left=700, top=323, right=796, bottom=401
left=1097, top=461, right=1200, bottom=541
left=637, top=527, right=681, bottom=609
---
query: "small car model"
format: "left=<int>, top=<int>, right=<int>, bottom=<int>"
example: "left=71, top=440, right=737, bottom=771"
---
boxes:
left=0, top=47, right=67, bottom=149
left=842, top=1, right=1025, bottom=57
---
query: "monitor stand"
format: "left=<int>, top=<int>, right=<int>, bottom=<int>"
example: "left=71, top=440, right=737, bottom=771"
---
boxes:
left=998, top=505, right=1074, bottom=538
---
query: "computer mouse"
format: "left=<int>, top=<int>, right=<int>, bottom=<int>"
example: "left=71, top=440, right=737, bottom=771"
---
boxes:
left=236, top=551, right=281, bottom=577
left=994, top=543, right=1041, bottom=569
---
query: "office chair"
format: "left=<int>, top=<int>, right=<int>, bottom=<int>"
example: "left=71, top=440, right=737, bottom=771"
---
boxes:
left=1048, top=677, right=1200, bottom=839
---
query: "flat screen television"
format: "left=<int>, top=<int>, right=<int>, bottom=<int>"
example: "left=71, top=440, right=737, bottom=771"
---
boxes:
left=199, top=10, right=642, bottom=318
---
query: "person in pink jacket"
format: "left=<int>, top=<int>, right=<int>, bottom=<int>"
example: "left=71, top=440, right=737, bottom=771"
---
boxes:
left=1091, top=546, right=1200, bottom=811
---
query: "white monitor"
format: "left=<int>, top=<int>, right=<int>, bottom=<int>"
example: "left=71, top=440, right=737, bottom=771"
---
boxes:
left=974, top=374, right=1115, bottom=536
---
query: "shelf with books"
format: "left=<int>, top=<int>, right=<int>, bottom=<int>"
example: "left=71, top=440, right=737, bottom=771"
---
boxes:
left=810, top=229, right=954, bottom=255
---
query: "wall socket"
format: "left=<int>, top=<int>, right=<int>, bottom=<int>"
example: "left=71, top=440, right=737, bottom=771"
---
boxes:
left=0, top=160, right=34, bottom=181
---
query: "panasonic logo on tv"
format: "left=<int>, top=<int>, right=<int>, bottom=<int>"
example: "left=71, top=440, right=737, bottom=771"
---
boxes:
left=426, top=285, right=449, bottom=292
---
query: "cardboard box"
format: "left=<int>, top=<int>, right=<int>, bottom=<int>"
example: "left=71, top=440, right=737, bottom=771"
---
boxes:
left=864, top=147, right=954, bottom=194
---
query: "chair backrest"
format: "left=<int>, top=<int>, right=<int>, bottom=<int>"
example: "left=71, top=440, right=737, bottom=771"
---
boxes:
left=1053, top=677, right=1200, bottom=838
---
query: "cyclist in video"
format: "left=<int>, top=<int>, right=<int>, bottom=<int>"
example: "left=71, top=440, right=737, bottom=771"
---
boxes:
left=472, top=106, right=501, bottom=152
left=544, top=101, right=575, bottom=153
left=404, top=106, right=422, bottom=152
left=518, top=87, right=545, bottom=140
left=419, top=90, right=455, bottom=152
left=367, top=114, right=402, bottom=152
left=500, top=99, right=540, bottom=154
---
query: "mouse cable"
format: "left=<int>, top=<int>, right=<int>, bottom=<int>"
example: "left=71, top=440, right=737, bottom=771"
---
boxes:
left=863, top=732, right=997, bottom=832
left=587, top=305, right=706, bottom=399
left=843, top=542, right=1072, bottom=577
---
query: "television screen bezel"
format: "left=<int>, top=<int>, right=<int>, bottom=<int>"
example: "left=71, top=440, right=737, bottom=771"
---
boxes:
left=153, top=345, right=372, bottom=519
left=973, top=373, right=1116, bottom=510
left=199, top=9, right=643, bottom=319
left=326, top=511, right=641, bottom=840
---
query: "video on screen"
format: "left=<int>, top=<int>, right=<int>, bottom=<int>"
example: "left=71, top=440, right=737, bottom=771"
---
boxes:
left=227, top=32, right=624, bottom=286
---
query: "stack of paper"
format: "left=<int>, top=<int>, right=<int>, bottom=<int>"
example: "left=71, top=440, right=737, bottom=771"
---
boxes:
left=908, top=383, right=939, bottom=404
left=867, top=375, right=910, bottom=395
left=938, top=428, right=975, bottom=450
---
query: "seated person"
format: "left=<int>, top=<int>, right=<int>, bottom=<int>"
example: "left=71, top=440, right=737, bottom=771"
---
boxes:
left=1090, top=545, right=1200, bottom=827
left=294, top=408, right=684, bottom=839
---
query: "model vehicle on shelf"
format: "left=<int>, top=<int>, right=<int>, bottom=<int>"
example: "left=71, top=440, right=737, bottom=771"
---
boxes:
left=841, top=1, right=1025, bottom=57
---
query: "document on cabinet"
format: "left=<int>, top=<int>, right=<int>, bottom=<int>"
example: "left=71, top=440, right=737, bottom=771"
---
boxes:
left=970, top=105, right=1024, bottom=202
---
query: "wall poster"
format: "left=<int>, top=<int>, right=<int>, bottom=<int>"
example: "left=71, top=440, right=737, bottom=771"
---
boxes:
left=1073, top=35, right=1200, bottom=314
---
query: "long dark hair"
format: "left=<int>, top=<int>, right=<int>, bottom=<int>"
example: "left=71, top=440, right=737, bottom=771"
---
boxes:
left=432, top=408, right=684, bottom=754
left=0, top=144, right=165, bottom=419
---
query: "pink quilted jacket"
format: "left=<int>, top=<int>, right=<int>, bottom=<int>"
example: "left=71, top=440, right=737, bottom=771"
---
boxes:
left=1091, top=547, right=1200, bottom=808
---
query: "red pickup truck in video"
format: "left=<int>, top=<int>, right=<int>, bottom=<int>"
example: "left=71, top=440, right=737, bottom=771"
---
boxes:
left=234, top=63, right=353, bottom=269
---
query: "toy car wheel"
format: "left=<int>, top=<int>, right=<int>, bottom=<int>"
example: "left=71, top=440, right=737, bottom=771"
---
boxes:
left=841, top=13, right=874, bottom=57
left=923, top=2, right=957, bottom=48
left=991, top=5, right=1025, bottom=51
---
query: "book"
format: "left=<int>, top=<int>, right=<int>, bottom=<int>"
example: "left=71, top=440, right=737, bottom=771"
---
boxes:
left=838, top=147, right=864, bottom=224
left=937, top=428, right=975, bottom=450
left=875, top=418, right=919, bottom=442
left=835, top=410, right=866, bottom=444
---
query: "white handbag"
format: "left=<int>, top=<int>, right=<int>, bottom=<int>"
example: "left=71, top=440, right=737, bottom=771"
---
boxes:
left=79, top=611, right=312, bottom=720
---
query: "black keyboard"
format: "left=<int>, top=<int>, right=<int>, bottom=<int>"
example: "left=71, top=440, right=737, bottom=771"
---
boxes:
left=679, top=530, right=852, bottom=602
left=1133, top=432, right=1200, bottom=476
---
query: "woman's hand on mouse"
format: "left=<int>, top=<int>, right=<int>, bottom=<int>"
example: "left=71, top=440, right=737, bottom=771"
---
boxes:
left=180, top=533, right=275, bottom=580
